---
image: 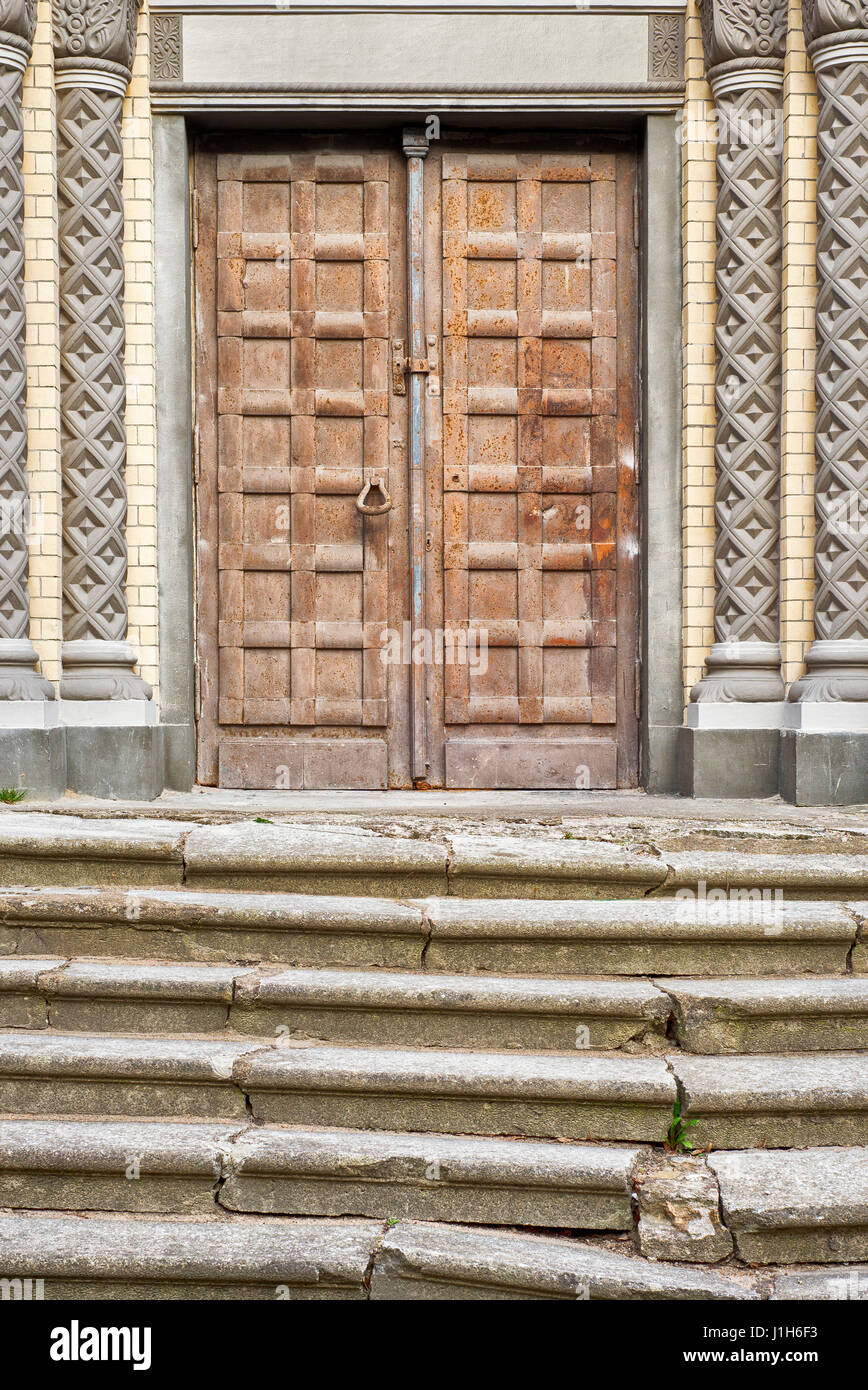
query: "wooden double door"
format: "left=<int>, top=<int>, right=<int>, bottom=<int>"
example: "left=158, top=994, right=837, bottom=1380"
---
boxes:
left=194, top=132, right=639, bottom=789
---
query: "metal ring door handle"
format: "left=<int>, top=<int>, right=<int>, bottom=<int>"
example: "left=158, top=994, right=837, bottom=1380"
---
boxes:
left=356, top=476, right=393, bottom=515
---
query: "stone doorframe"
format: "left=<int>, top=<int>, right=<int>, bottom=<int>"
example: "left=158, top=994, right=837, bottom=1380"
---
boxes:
left=155, top=108, right=683, bottom=794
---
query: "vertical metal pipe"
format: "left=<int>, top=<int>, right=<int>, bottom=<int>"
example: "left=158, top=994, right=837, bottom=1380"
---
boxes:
left=403, top=128, right=430, bottom=779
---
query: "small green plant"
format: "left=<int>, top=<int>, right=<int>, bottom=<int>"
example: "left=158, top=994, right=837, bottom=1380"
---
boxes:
left=0, top=788, right=25, bottom=804
left=665, top=1100, right=698, bottom=1154
left=386, top=1217, right=399, bottom=1229
left=254, top=816, right=273, bottom=824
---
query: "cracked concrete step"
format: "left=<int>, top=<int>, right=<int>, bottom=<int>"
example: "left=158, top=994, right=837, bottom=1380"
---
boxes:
left=771, top=1266, right=868, bottom=1300
left=183, top=822, right=448, bottom=896
left=0, top=886, right=428, bottom=968
left=0, top=957, right=669, bottom=1049
left=0, top=813, right=191, bottom=887
left=0, top=958, right=66, bottom=1028
left=0, top=1031, right=677, bottom=1139
left=0, top=959, right=239, bottom=1033
left=450, top=839, right=868, bottom=900
left=423, top=898, right=858, bottom=976
left=5, top=814, right=868, bottom=899
left=0, top=1211, right=381, bottom=1299
left=231, top=967, right=669, bottom=1050
left=221, top=1127, right=641, bottom=1227
left=444, top=834, right=666, bottom=898
left=368, top=1221, right=758, bottom=1300
left=2, top=888, right=856, bottom=974
left=236, top=1044, right=677, bottom=1139
left=0, top=1117, right=643, bottom=1229
left=0, top=1033, right=257, bottom=1118
left=674, top=1052, right=868, bottom=1148
left=7, top=811, right=868, bottom=892
left=659, top=850, right=868, bottom=899
left=710, top=1147, right=868, bottom=1265
left=662, top=977, right=868, bottom=1053
left=0, top=1119, right=235, bottom=1213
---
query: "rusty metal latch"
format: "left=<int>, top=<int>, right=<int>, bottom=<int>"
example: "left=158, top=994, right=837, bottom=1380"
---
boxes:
left=391, top=336, right=440, bottom=397
left=356, top=475, right=393, bottom=516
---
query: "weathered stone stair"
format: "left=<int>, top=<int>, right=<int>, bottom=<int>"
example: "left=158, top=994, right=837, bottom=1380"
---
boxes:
left=0, top=810, right=866, bottom=1299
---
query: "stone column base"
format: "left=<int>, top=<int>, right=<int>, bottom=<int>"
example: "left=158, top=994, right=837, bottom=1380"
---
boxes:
left=686, top=702, right=786, bottom=730
left=0, top=700, right=59, bottom=729
left=65, top=726, right=165, bottom=801
left=0, top=725, right=183, bottom=801
left=679, top=727, right=780, bottom=799
left=780, top=731, right=868, bottom=806
left=0, top=727, right=67, bottom=798
left=60, top=641, right=153, bottom=703
left=783, top=702, right=868, bottom=731
left=59, top=700, right=156, bottom=727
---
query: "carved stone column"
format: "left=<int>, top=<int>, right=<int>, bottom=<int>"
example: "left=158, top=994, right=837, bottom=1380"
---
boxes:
left=788, top=0, right=868, bottom=720
left=689, top=0, right=788, bottom=725
left=54, top=0, right=151, bottom=709
left=0, top=0, right=54, bottom=709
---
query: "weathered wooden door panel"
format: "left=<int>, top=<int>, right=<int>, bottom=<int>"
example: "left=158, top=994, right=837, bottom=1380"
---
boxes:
left=425, top=145, right=639, bottom=789
left=196, top=140, right=410, bottom=789
left=195, top=134, right=638, bottom=790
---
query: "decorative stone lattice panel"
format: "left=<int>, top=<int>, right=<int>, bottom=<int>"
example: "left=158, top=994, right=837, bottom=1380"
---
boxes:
left=690, top=0, right=788, bottom=704
left=789, top=0, right=868, bottom=700
left=52, top=0, right=150, bottom=700
left=0, top=58, right=31, bottom=642
left=712, top=85, right=783, bottom=646
left=0, top=0, right=54, bottom=699
left=809, top=49, right=868, bottom=641
left=57, top=83, right=129, bottom=643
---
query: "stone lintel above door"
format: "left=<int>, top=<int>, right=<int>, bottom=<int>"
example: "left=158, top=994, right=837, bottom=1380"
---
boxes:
left=148, top=7, right=684, bottom=108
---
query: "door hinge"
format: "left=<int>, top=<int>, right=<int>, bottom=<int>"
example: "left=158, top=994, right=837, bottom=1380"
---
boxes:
left=192, top=188, right=200, bottom=250
left=633, top=185, right=640, bottom=249
left=193, top=423, right=201, bottom=483
left=635, top=657, right=642, bottom=720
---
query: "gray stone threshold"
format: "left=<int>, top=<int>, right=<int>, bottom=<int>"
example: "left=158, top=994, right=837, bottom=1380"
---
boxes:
left=6, top=787, right=868, bottom=829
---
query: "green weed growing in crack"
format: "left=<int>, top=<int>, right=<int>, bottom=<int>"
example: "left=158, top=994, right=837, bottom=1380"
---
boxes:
left=0, top=788, right=25, bottom=804
left=254, top=817, right=273, bottom=824
left=664, top=1100, right=698, bottom=1154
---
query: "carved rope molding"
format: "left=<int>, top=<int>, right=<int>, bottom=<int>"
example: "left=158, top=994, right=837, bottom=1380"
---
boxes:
left=0, top=0, right=54, bottom=699
left=690, top=0, right=788, bottom=706
left=789, top=0, right=868, bottom=700
left=53, top=0, right=150, bottom=699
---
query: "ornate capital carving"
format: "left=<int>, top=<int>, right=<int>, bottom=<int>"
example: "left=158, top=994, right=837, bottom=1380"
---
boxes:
left=0, top=0, right=36, bottom=60
left=701, top=0, right=788, bottom=74
left=803, top=0, right=868, bottom=46
left=52, top=0, right=140, bottom=86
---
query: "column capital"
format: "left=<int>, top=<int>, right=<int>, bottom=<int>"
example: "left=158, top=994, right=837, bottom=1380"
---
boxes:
left=52, top=0, right=140, bottom=91
left=0, top=0, right=36, bottom=68
left=802, top=0, right=868, bottom=46
left=700, top=0, right=788, bottom=81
